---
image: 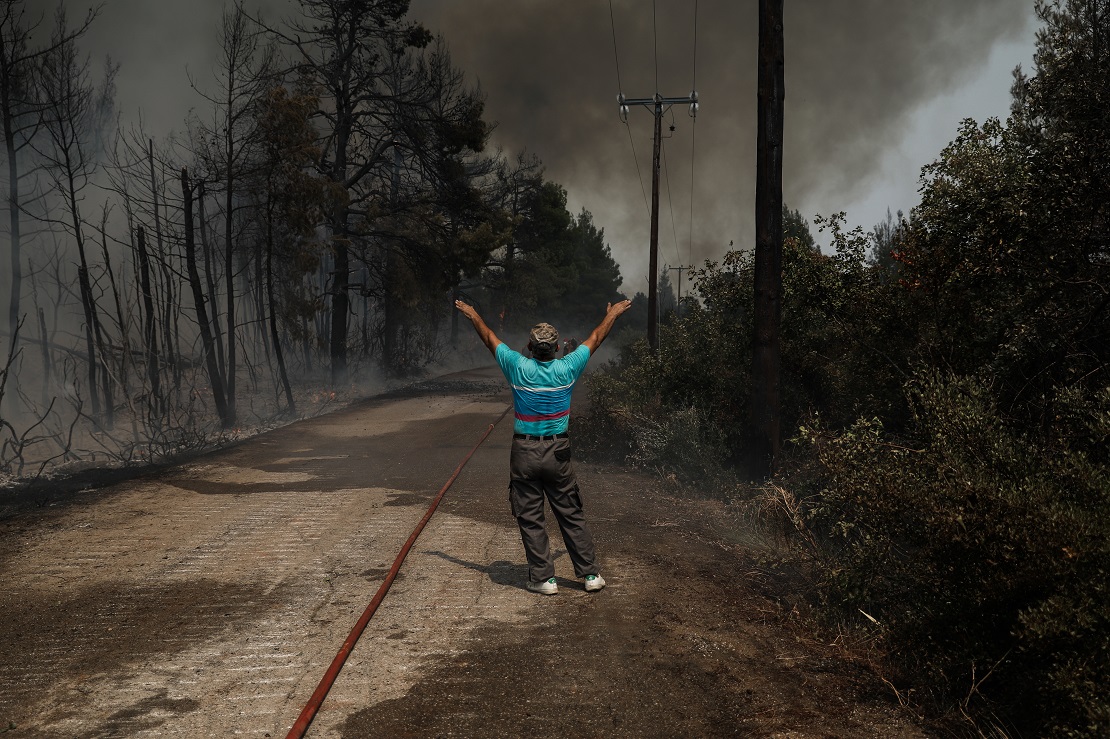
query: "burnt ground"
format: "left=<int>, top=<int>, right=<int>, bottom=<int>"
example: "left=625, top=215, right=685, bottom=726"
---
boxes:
left=0, top=367, right=928, bottom=738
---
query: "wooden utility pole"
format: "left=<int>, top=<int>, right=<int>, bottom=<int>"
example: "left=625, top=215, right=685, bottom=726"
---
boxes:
left=618, top=92, right=699, bottom=352
left=750, top=0, right=785, bottom=478
left=668, top=265, right=692, bottom=317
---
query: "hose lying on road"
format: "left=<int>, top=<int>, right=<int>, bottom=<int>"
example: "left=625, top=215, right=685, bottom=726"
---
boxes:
left=287, top=406, right=511, bottom=739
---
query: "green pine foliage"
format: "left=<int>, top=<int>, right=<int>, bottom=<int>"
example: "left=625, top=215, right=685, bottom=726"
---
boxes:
left=478, top=177, right=624, bottom=336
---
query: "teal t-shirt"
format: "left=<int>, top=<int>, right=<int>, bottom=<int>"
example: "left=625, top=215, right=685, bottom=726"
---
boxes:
left=495, top=343, right=591, bottom=435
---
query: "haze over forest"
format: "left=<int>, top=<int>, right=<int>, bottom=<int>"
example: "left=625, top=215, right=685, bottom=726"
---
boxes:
left=80, top=0, right=1033, bottom=286
left=0, top=0, right=1035, bottom=481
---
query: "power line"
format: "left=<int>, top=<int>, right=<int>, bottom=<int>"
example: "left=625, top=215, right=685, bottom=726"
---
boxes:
left=661, top=138, right=681, bottom=266
left=617, top=92, right=698, bottom=353
left=688, top=121, right=697, bottom=266
left=612, top=3, right=700, bottom=352
left=609, top=0, right=650, bottom=216
left=653, top=0, right=659, bottom=92
left=668, top=264, right=693, bottom=318
left=608, top=0, right=623, bottom=93
left=689, top=0, right=699, bottom=267
left=692, top=0, right=699, bottom=91
left=625, top=125, right=650, bottom=216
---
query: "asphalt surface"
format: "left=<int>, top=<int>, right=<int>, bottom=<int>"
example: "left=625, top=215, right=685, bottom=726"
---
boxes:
left=0, top=368, right=928, bottom=738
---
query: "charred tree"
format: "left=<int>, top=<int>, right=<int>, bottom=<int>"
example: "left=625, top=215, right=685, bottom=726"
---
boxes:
left=0, top=3, right=95, bottom=351
left=98, top=204, right=130, bottom=396
left=188, top=7, right=275, bottom=426
left=749, top=0, right=785, bottom=478
left=264, top=0, right=432, bottom=385
left=383, top=137, right=403, bottom=373
left=182, top=167, right=230, bottom=428
left=264, top=222, right=294, bottom=415
left=252, top=85, right=336, bottom=414
left=136, top=226, right=162, bottom=420
left=148, top=139, right=180, bottom=397
left=37, top=8, right=117, bottom=426
left=196, top=181, right=226, bottom=381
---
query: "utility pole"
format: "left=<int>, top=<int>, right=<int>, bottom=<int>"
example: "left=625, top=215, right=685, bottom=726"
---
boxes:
left=750, top=0, right=785, bottom=478
left=618, top=92, right=698, bottom=352
left=668, top=264, right=692, bottom=318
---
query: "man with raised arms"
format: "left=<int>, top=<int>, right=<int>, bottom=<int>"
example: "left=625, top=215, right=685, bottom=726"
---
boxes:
left=454, top=299, right=633, bottom=595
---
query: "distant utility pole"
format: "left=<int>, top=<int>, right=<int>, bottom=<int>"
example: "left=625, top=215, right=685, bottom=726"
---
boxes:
left=618, top=91, right=699, bottom=352
left=668, top=264, right=692, bottom=317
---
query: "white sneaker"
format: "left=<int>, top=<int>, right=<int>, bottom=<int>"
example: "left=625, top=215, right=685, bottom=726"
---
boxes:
left=584, top=574, right=606, bottom=592
left=526, top=577, right=558, bottom=595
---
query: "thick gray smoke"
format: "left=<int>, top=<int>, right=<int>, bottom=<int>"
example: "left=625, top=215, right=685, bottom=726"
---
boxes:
left=407, top=0, right=1032, bottom=291
left=55, top=0, right=1031, bottom=294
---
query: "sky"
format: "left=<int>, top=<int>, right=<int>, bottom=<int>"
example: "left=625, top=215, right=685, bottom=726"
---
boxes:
left=63, top=0, right=1039, bottom=295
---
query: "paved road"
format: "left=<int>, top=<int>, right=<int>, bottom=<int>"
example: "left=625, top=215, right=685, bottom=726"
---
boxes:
left=0, top=368, right=927, bottom=738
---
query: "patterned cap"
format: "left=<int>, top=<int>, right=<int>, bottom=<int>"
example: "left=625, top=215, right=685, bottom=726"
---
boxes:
left=529, top=322, right=559, bottom=347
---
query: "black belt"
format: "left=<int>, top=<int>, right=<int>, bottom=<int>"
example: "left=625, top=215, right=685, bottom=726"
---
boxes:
left=513, top=433, right=569, bottom=441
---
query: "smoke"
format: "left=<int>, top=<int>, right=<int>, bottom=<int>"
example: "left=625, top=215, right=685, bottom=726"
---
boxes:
left=407, top=0, right=1033, bottom=291
left=50, top=0, right=1031, bottom=297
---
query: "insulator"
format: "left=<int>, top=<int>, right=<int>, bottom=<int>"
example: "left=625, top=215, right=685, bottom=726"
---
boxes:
left=617, top=93, right=625, bottom=104
left=690, top=90, right=699, bottom=102
left=620, top=105, right=629, bottom=123
left=688, top=102, right=699, bottom=118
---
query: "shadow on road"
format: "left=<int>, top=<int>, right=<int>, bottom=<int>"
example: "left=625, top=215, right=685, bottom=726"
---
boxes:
left=423, top=549, right=575, bottom=591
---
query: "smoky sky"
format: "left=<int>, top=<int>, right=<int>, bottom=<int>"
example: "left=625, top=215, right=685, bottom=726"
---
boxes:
left=407, top=0, right=1032, bottom=292
left=62, top=0, right=1032, bottom=295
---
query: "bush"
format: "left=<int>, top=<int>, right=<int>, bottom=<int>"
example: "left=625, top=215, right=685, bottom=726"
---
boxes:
left=578, top=339, right=736, bottom=489
left=578, top=215, right=915, bottom=479
left=797, top=372, right=1110, bottom=736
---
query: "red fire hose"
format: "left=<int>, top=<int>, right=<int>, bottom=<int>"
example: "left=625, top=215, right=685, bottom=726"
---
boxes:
left=286, top=407, right=510, bottom=738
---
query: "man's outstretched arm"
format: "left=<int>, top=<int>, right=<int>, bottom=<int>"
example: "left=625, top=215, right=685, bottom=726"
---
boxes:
left=582, top=299, right=633, bottom=353
left=454, top=300, right=503, bottom=355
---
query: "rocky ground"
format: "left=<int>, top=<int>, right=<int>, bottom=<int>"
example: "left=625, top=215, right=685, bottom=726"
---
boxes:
left=0, top=368, right=928, bottom=738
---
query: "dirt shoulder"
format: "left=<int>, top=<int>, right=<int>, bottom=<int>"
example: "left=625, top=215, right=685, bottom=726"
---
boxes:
left=0, top=368, right=926, bottom=738
left=342, top=466, right=927, bottom=738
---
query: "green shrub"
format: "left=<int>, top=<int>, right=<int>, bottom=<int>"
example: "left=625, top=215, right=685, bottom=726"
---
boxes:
left=578, top=340, right=735, bottom=489
left=798, top=372, right=1110, bottom=736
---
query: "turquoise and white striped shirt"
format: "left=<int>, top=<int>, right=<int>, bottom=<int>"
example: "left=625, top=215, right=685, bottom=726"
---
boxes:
left=495, top=343, right=591, bottom=435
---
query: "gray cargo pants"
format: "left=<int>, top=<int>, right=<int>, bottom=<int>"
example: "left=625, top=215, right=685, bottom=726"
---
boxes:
left=508, top=435, right=599, bottom=583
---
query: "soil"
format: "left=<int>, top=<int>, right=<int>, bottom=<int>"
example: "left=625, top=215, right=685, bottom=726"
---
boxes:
left=0, top=367, right=928, bottom=738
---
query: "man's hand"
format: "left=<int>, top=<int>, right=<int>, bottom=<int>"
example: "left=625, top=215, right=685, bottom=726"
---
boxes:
left=455, top=299, right=502, bottom=354
left=605, top=299, right=633, bottom=318
left=583, top=299, right=634, bottom=353
left=454, top=299, right=479, bottom=321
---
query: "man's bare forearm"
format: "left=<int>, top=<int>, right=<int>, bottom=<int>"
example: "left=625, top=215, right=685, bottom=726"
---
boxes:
left=454, top=300, right=502, bottom=354
left=469, top=313, right=497, bottom=349
left=583, top=299, right=633, bottom=352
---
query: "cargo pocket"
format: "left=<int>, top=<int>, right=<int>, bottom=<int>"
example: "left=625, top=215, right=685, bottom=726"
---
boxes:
left=568, top=483, right=583, bottom=510
left=508, top=482, right=519, bottom=518
left=554, top=445, right=572, bottom=463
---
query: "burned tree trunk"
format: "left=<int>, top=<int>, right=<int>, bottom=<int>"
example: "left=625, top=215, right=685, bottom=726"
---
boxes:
left=197, top=182, right=226, bottom=383
left=182, top=168, right=230, bottom=428
left=136, top=226, right=162, bottom=419
left=329, top=207, right=350, bottom=385
left=254, top=227, right=270, bottom=362
left=90, top=290, right=114, bottom=429
left=65, top=163, right=102, bottom=426
left=223, top=150, right=238, bottom=427
left=749, top=0, right=785, bottom=479
left=99, top=206, right=129, bottom=396
left=264, top=211, right=295, bottom=416
left=4, top=106, right=21, bottom=351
